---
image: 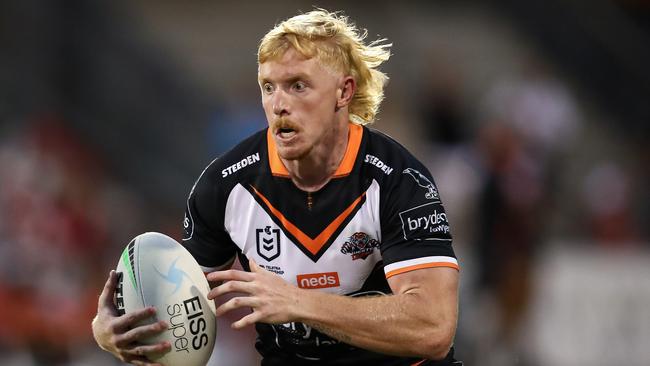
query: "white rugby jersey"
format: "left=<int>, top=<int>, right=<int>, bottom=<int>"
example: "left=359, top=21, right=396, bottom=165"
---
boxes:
left=182, top=123, right=459, bottom=365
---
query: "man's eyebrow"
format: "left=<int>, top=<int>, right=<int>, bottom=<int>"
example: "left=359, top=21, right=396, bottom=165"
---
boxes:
left=258, top=73, right=310, bottom=85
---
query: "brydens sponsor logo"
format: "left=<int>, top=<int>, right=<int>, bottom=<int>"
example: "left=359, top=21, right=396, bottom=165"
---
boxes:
left=399, top=202, right=450, bottom=240
left=297, top=272, right=340, bottom=289
left=406, top=211, right=447, bottom=231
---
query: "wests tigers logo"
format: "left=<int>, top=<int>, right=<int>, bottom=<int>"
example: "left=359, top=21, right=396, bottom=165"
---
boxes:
left=340, top=232, right=379, bottom=260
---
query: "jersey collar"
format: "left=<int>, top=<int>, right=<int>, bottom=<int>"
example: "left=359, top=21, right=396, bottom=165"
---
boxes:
left=267, top=122, right=363, bottom=178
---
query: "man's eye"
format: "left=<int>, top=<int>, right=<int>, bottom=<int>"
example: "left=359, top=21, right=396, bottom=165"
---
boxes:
left=263, top=84, right=274, bottom=93
left=294, top=82, right=306, bottom=91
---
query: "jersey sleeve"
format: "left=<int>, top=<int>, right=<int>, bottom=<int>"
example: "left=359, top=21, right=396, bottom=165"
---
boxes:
left=182, top=159, right=238, bottom=272
left=380, top=164, right=458, bottom=279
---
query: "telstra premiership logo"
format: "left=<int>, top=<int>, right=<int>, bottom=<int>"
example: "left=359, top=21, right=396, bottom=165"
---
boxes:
left=154, top=257, right=192, bottom=295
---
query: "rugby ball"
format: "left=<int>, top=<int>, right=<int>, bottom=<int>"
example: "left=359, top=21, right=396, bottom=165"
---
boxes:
left=114, top=232, right=216, bottom=366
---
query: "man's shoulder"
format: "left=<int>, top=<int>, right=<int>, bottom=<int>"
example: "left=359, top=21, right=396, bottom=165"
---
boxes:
left=203, top=129, right=268, bottom=177
left=192, top=129, right=268, bottom=192
left=362, top=126, right=425, bottom=174
left=217, top=129, right=267, bottom=176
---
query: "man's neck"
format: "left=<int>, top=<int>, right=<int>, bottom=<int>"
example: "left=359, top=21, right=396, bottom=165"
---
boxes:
left=282, top=122, right=349, bottom=193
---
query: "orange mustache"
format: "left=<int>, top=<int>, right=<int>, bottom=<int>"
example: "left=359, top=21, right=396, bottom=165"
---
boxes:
left=272, top=117, right=300, bottom=132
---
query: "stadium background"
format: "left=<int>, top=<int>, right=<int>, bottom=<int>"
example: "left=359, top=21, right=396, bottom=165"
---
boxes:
left=0, top=0, right=649, bottom=365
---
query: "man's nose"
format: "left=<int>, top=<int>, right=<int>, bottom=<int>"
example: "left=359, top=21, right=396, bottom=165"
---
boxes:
left=272, top=90, right=289, bottom=116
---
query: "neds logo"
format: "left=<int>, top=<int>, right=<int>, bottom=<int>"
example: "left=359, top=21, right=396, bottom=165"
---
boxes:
left=297, top=272, right=340, bottom=289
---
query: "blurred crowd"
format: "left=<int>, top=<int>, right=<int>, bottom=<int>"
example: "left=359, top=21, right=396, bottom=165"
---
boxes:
left=0, top=1, right=648, bottom=365
left=0, top=116, right=143, bottom=365
left=414, top=52, right=648, bottom=365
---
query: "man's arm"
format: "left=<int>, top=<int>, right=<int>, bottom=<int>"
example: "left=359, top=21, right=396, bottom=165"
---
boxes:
left=302, top=265, right=458, bottom=360
left=208, top=260, right=459, bottom=360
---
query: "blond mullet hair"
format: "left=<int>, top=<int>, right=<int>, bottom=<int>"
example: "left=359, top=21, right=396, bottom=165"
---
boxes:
left=258, top=9, right=391, bottom=125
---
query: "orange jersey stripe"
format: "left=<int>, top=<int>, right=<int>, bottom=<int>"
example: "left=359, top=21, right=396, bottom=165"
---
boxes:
left=267, top=122, right=363, bottom=177
left=385, top=262, right=460, bottom=279
left=251, top=186, right=366, bottom=255
left=267, top=129, right=290, bottom=177
left=333, top=123, right=362, bottom=177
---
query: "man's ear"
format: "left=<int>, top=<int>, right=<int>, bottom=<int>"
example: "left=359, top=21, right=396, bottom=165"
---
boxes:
left=336, top=76, right=356, bottom=108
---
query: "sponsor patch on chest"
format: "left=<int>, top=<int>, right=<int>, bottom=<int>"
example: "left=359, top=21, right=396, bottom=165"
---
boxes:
left=296, top=272, right=340, bottom=289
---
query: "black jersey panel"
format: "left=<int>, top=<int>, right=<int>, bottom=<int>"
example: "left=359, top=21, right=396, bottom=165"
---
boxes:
left=363, top=129, right=456, bottom=267
left=246, top=182, right=368, bottom=262
left=247, top=166, right=372, bottom=238
left=182, top=130, right=268, bottom=269
left=181, top=157, right=238, bottom=268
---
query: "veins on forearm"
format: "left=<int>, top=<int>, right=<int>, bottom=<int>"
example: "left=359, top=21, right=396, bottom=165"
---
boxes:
left=309, top=322, right=353, bottom=344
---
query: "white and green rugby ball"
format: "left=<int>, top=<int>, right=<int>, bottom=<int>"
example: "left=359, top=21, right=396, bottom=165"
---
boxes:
left=115, top=232, right=216, bottom=366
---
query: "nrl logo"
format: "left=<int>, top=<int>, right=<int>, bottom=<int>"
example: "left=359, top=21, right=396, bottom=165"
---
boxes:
left=402, top=168, right=439, bottom=200
left=256, top=226, right=280, bottom=261
left=341, top=232, right=379, bottom=260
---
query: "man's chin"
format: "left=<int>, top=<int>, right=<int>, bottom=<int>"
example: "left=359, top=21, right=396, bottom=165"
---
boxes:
left=277, top=146, right=309, bottom=162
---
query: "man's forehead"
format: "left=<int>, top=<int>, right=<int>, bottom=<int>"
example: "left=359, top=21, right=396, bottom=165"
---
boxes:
left=258, top=49, right=342, bottom=82
left=258, top=51, right=319, bottom=79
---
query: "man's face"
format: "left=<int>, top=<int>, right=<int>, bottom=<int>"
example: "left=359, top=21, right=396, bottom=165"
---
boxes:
left=259, top=48, right=344, bottom=161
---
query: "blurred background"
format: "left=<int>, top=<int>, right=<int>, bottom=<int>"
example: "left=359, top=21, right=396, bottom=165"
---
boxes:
left=0, top=0, right=649, bottom=365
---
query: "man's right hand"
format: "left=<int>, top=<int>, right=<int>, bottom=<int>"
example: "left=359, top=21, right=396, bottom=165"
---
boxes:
left=92, top=270, right=171, bottom=366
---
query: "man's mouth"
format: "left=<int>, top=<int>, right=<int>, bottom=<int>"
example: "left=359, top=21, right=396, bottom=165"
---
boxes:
left=276, top=127, right=297, bottom=139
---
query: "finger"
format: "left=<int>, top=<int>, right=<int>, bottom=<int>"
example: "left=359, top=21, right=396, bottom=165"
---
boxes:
left=232, top=311, right=261, bottom=329
left=249, top=258, right=260, bottom=272
left=98, top=270, right=118, bottom=310
left=112, top=307, right=157, bottom=332
left=125, top=341, right=171, bottom=358
left=216, top=296, right=259, bottom=317
left=206, top=269, right=254, bottom=283
left=115, top=320, right=168, bottom=347
left=208, top=280, right=256, bottom=300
